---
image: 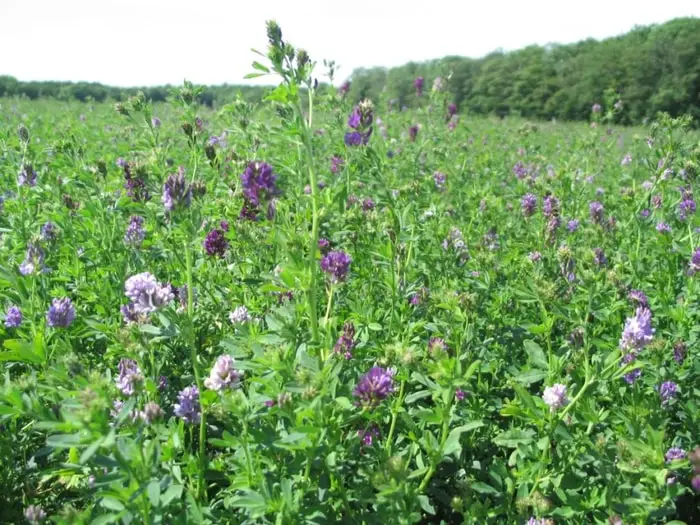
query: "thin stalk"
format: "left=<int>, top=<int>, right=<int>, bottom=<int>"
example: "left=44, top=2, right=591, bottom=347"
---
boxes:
left=418, top=391, right=454, bottom=492
left=185, top=241, right=207, bottom=501
left=384, top=380, right=406, bottom=455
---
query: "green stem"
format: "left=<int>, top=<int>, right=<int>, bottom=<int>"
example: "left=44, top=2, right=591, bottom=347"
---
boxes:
left=384, top=380, right=406, bottom=455
left=184, top=241, right=207, bottom=501
left=418, top=391, right=454, bottom=492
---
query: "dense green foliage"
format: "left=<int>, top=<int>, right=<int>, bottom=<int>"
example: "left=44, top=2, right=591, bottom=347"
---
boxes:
left=1, top=21, right=700, bottom=525
left=348, top=17, right=700, bottom=125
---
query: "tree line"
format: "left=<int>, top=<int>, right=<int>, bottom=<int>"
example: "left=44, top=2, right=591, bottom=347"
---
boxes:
left=1, top=17, right=699, bottom=124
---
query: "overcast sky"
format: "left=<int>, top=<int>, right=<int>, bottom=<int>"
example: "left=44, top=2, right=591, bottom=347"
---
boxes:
left=1, top=0, right=698, bottom=87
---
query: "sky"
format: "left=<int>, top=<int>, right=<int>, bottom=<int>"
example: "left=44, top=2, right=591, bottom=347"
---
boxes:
left=1, top=0, right=699, bottom=87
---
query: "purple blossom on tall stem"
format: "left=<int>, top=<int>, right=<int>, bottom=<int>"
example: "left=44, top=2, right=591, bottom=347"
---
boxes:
left=241, top=161, right=279, bottom=209
left=320, top=250, right=351, bottom=283
left=447, top=102, right=457, bottom=120
left=115, top=358, right=143, bottom=396
left=40, top=222, right=57, bottom=241
left=338, top=80, right=350, bottom=96
left=592, top=103, right=602, bottom=113
left=621, top=153, right=632, bottom=166
left=543, top=195, right=559, bottom=217
left=687, top=248, right=700, bottom=276
left=542, top=384, right=568, bottom=411
left=361, top=198, right=375, bottom=212
left=673, top=341, right=686, bottom=364
left=414, top=76, right=424, bottom=96
left=318, top=238, right=330, bottom=253
left=204, top=355, right=243, bottom=391
left=174, top=385, right=200, bottom=423
left=628, top=289, right=649, bottom=308
left=353, top=367, right=395, bottom=406
left=408, top=125, right=419, bottom=142
left=124, top=215, right=145, bottom=246
left=567, top=219, right=579, bottom=232
left=619, top=307, right=654, bottom=352
left=151, top=117, right=161, bottom=128
left=24, top=505, right=47, bottom=524
left=334, top=321, right=356, bottom=359
left=659, top=381, right=678, bottom=405
left=589, top=201, right=604, bottom=224
left=656, top=222, right=672, bottom=234
left=665, top=447, right=686, bottom=462
left=593, top=248, right=607, bottom=267
left=203, top=228, right=228, bottom=257
left=433, top=171, right=446, bottom=190
left=344, top=100, right=373, bottom=147
left=229, top=305, right=251, bottom=324
left=18, top=163, right=37, bottom=186
left=4, top=305, right=22, bottom=328
left=46, top=297, right=76, bottom=328
left=513, top=162, right=527, bottom=180
left=124, top=272, right=174, bottom=314
left=330, top=156, right=344, bottom=174
left=19, top=243, right=46, bottom=276
left=521, top=193, right=537, bottom=217
left=678, top=188, right=696, bottom=220
left=162, top=167, right=192, bottom=212
left=358, top=426, right=379, bottom=446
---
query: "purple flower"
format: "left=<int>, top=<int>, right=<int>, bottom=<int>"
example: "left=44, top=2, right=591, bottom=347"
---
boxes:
left=593, top=248, right=607, bottom=267
left=151, top=117, right=161, bottom=128
left=691, top=476, right=700, bottom=493
left=344, top=132, right=363, bottom=147
left=344, top=101, right=373, bottom=146
left=330, top=156, right=344, bottom=174
left=122, top=162, right=150, bottom=202
left=229, top=305, right=251, bottom=324
left=542, top=383, right=568, bottom=411
left=521, top=193, right=537, bottom=217
left=620, top=307, right=654, bottom=352
left=513, top=162, right=527, bottom=180
left=621, top=153, right=632, bottom=166
left=334, top=321, right=355, bottom=359
left=139, top=401, right=163, bottom=424
left=338, top=80, right=350, bottom=96
left=656, top=222, right=671, bottom=233
left=18, top=164, right=37, bottom=186
left=628, top=290, right=649, bottom=308
left=624, top=368, right=642, bottom=384
left=174, top=385, right=201, bottom=423
left=124, top=272, right=174, bottom=314
left=241, top=161, right=278, bottom=207
left=543, top=195, right=559, bottom=217
left=589, top=201, right=604, bottom=224
left=592, top=103, right=602, bottom=113
left=678, top=188, right=696, bottom=220
left=115, top=358, right=143, bottom=396
left=40, top=222, right=57, bottom=241
left=318, top=238, right=330, bottom=253
left=665, top=447, right=686, bottom=463
left=433, top=171, right=446, bottom=190
left=673, top=341, right=687, bottom=364
left=46, top=297, right=76, bottom=328
left=124, top=215, right=145, bottom=246
left=24, top=505, right=47, bottom=524
left=639, top=208, right=650, bottom=218
left=659, top=381, right=678, bottom=405
left=408, top=125, right=419, bottom=142
left=688, top=248, right=700, bottom=276
left=162, top=168, right=192, bottom=212
left=529, top=251, right=542, bottom=262
left=353, top=367, right=395, bottom=406
left=203, top=228, right=228, bottom=257
left=320, top=250, right=351, bottom=283
left=358, top=426, right=379, bottom=447
left=567, top=219, right=579, bottom=232
left=19, top=243, right=46, bottom=276
left=4, top=305, right=22, bottom=328
left=447, top=102, right=457, bottom=119
left=414, top=76, right=424, bottom=96
left=455, top=388, right=466, bottom=401
left=204, top=355, right=243, bottom=391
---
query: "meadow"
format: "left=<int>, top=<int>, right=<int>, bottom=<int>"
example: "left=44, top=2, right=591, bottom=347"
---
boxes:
left=1, top=23, right=699, bottom=525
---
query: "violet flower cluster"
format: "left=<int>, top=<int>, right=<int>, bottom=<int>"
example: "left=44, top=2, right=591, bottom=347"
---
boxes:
left=344, top=100, right=373, bottom=147
left=124, top=272, right=174, bottom=315
left=162, top=167, right=192, bottom=212
left=204, top=355, right=243, bottom=392
left=353, top=367, right=395, bottom=406
left=333, top=321, right=356, bottom=359
left=320, top=250, right=352, bottom=283
left=240, top=161, right=279, bottom=220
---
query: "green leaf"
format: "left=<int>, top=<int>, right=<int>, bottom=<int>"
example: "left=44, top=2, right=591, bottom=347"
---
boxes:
left=443, top=421, right=484, bottom=456
left=513, top=369, right=546, bottom=385
left=147, top=480, right=160, bottom=507
left=524, top=340, right=548, bottom=369
left=416, top=495, right=435, bottom=514
left=493, top=428, right=535, bottom=448
left=47, top=433, right=84, bottom=449
left=470, top=481, right=500, bottom=495
left=161, top=484, right=183, bottom=507
left=404, top=390, right=431, bottom=404
left=80, top=437, right=103, bottom=463
left=100, top=496, right=125, bottom=511
left=232, top=490, right=267, bottom=518
left=251, top=61, right=270, bottom=73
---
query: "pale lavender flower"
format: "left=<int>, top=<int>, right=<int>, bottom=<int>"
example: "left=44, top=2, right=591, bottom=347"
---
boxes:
left=659, top=381, right=678, bottom=405
left=124, top=272, right=174, bottom=314
left=115, top=358, right=143, bottom=396
left=18, top=164, right=37, bottom=186
left=589, top=201, right=604, bottom=223
left=619, top=307, right=654, bottom=352
left=162, top=167, right=192, bottom=212
left=455, top=389, right=466, bottom=401
left=174, top=385, right=200, bottom=423
left=592, top=103, right=602, bottom=113
left=139, top=401, right=163, bottom=424
left=642, top=180, right=653, bottom=191
left=124, top=215, right=145, bottom=246
left=543, top=195, right=559, bottom=217
left=334, top=321, right=356, bottom=359
left=567, top=219, right=579, bottom=232
left=40, top=222, right=57, bottom=241
left=433, top=171, right=446, bottom=190
left=688, top=248, right=700, bottom=276
left=640, top=209, right=650, bottom=218
left=628, top=290, right=649, bottom=308
left=621, top=154, right=632, bottom=166
left=665, top=447, right=686, bottom=463
left=204, top=355, right=243, bottom=391
left=358, top=426, right=379, bottom=447
left=229, top=306, right=251, bottom=324
left=656, top=222, right=671, bottom=234
left=151, top=117, right=161, bottom=128
left=529, top=251, right=542, bottom=262
left=542, top=383, right=568, bottom=411
left=593, top=248, right=607, bottom=267
left=46, top=297, right=76, bottom=327
left=320, top=250, right=351, bottom=283
left=521, top=193, right=537, bottom=217
left=4, top=305, right=22, bottom=328
left=19, top=243, right=46, bottom=275
left=24, top=505, right=47, bottom=523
